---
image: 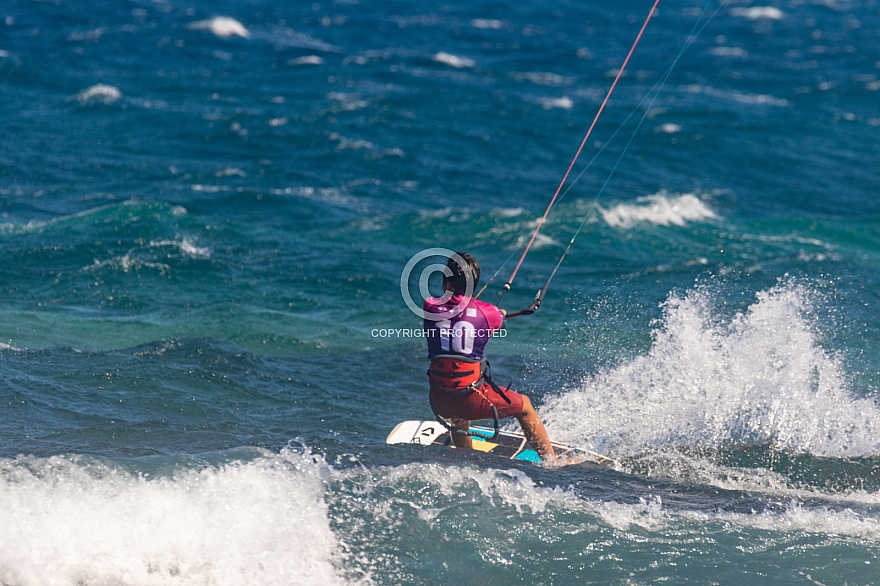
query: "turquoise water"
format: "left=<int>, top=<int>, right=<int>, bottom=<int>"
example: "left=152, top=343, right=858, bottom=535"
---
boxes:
left=2, top=0, right=880, bottom=583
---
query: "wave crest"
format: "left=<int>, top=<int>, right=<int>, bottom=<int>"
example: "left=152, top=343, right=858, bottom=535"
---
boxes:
left=187, top=16, right=251, bottom=39
left=0, top=449, right=348, bottom=585
left=600, top=192, right=719, bottom=228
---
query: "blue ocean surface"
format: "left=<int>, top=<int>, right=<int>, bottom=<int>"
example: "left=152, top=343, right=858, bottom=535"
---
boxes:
left=2, top=0, right=880, bottom=583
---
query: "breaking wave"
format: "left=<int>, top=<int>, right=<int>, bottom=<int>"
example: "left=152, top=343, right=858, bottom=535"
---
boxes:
left=187, top=16, right=251, bottom=39
left=599, top=192, right=719, bottom=228
left=543, top=280, right=880, bottom=459
left=0, top=449, right=352, bottom=586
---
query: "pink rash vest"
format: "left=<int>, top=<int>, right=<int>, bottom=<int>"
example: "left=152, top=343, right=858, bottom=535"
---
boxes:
left=423, top=295, right=505, bottom=360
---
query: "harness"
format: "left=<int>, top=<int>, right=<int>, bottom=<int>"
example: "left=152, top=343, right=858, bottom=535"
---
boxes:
left=427, top=354, right=512, bottom=440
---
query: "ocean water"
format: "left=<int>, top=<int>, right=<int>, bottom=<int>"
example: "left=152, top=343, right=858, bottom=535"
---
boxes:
left=2, top=0, right=880, bottom=583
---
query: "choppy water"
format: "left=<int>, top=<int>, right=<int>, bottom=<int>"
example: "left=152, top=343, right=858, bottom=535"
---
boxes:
left=2, top=0, right=880, bottom=583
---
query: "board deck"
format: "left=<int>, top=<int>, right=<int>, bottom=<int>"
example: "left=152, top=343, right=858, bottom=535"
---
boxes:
left=386, top=420, right=619, bottom=467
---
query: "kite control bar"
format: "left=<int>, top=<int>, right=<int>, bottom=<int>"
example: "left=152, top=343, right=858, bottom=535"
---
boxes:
left=505, top=287, right=545, bottom=319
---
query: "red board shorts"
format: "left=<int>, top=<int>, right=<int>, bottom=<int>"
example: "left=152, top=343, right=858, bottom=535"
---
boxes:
left=429, top=381, right=525, bottom=422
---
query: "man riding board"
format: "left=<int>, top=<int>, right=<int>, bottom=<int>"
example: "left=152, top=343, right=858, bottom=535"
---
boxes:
left=422, top=252, right=558, bottom=462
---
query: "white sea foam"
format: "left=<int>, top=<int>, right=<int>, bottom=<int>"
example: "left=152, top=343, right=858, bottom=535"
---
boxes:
left=523, top=232, right=561, bottom=249
left=433, top=52, right=475, bottom=69
left=0, top=450, right=349, bottom=586
left=471, top=18, right=503, bottom=30
left=9, top=431, right=865, bottom=586
left=73, top=83, right=122, bottom=105
left=149, top=237, right=211, bottom=260
left=329, top=132, right=374, bottom=151
left=327, top=93, right=369, bottom=111
left=684, top=84, right=789, bottom=107
left=654, top=123, right=682, bottom=134
left=710, top=46, right=748, bottom=58
left=339, top=458, right=880, bottom=546
left=190, top=184, right=230, bottom=193
left=600, top=192, right=718, bottom=228
left=271, top=186, right=357, bottom=207
left=187, top=16, right=251, bottom=39
left=538, top=95, right=574, bottom=109
left=289, top=55, right=324, bottom=65
left=491, top=207, right=526, bottom=218
left=543, top=281, right=880, bottom=460
left=513, top=71, right=571, bottom=86
left=589, top=493, right=880, bottom=541
left=215, top=167, right=246, bottom=178
left=341, top=462, right=573, bottom=521
left=732, top=7, right=785, bottom=20
left=84, top=254, right=170, bottom=275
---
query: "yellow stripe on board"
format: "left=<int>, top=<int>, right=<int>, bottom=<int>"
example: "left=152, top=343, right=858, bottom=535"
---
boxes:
left=471, top=440, right=498, bottom=452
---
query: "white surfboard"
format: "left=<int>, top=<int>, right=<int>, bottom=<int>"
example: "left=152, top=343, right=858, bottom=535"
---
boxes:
left=386, top=420, right=619, bottom=467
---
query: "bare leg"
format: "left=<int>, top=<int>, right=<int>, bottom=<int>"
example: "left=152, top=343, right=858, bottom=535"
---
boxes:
left=515, top=397, right=557, bottom=461
left=450, top=418, right=473, bottom=450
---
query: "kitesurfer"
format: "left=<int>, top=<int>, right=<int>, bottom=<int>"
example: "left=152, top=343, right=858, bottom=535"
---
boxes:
left=423, top=252, right=558, bottom=462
